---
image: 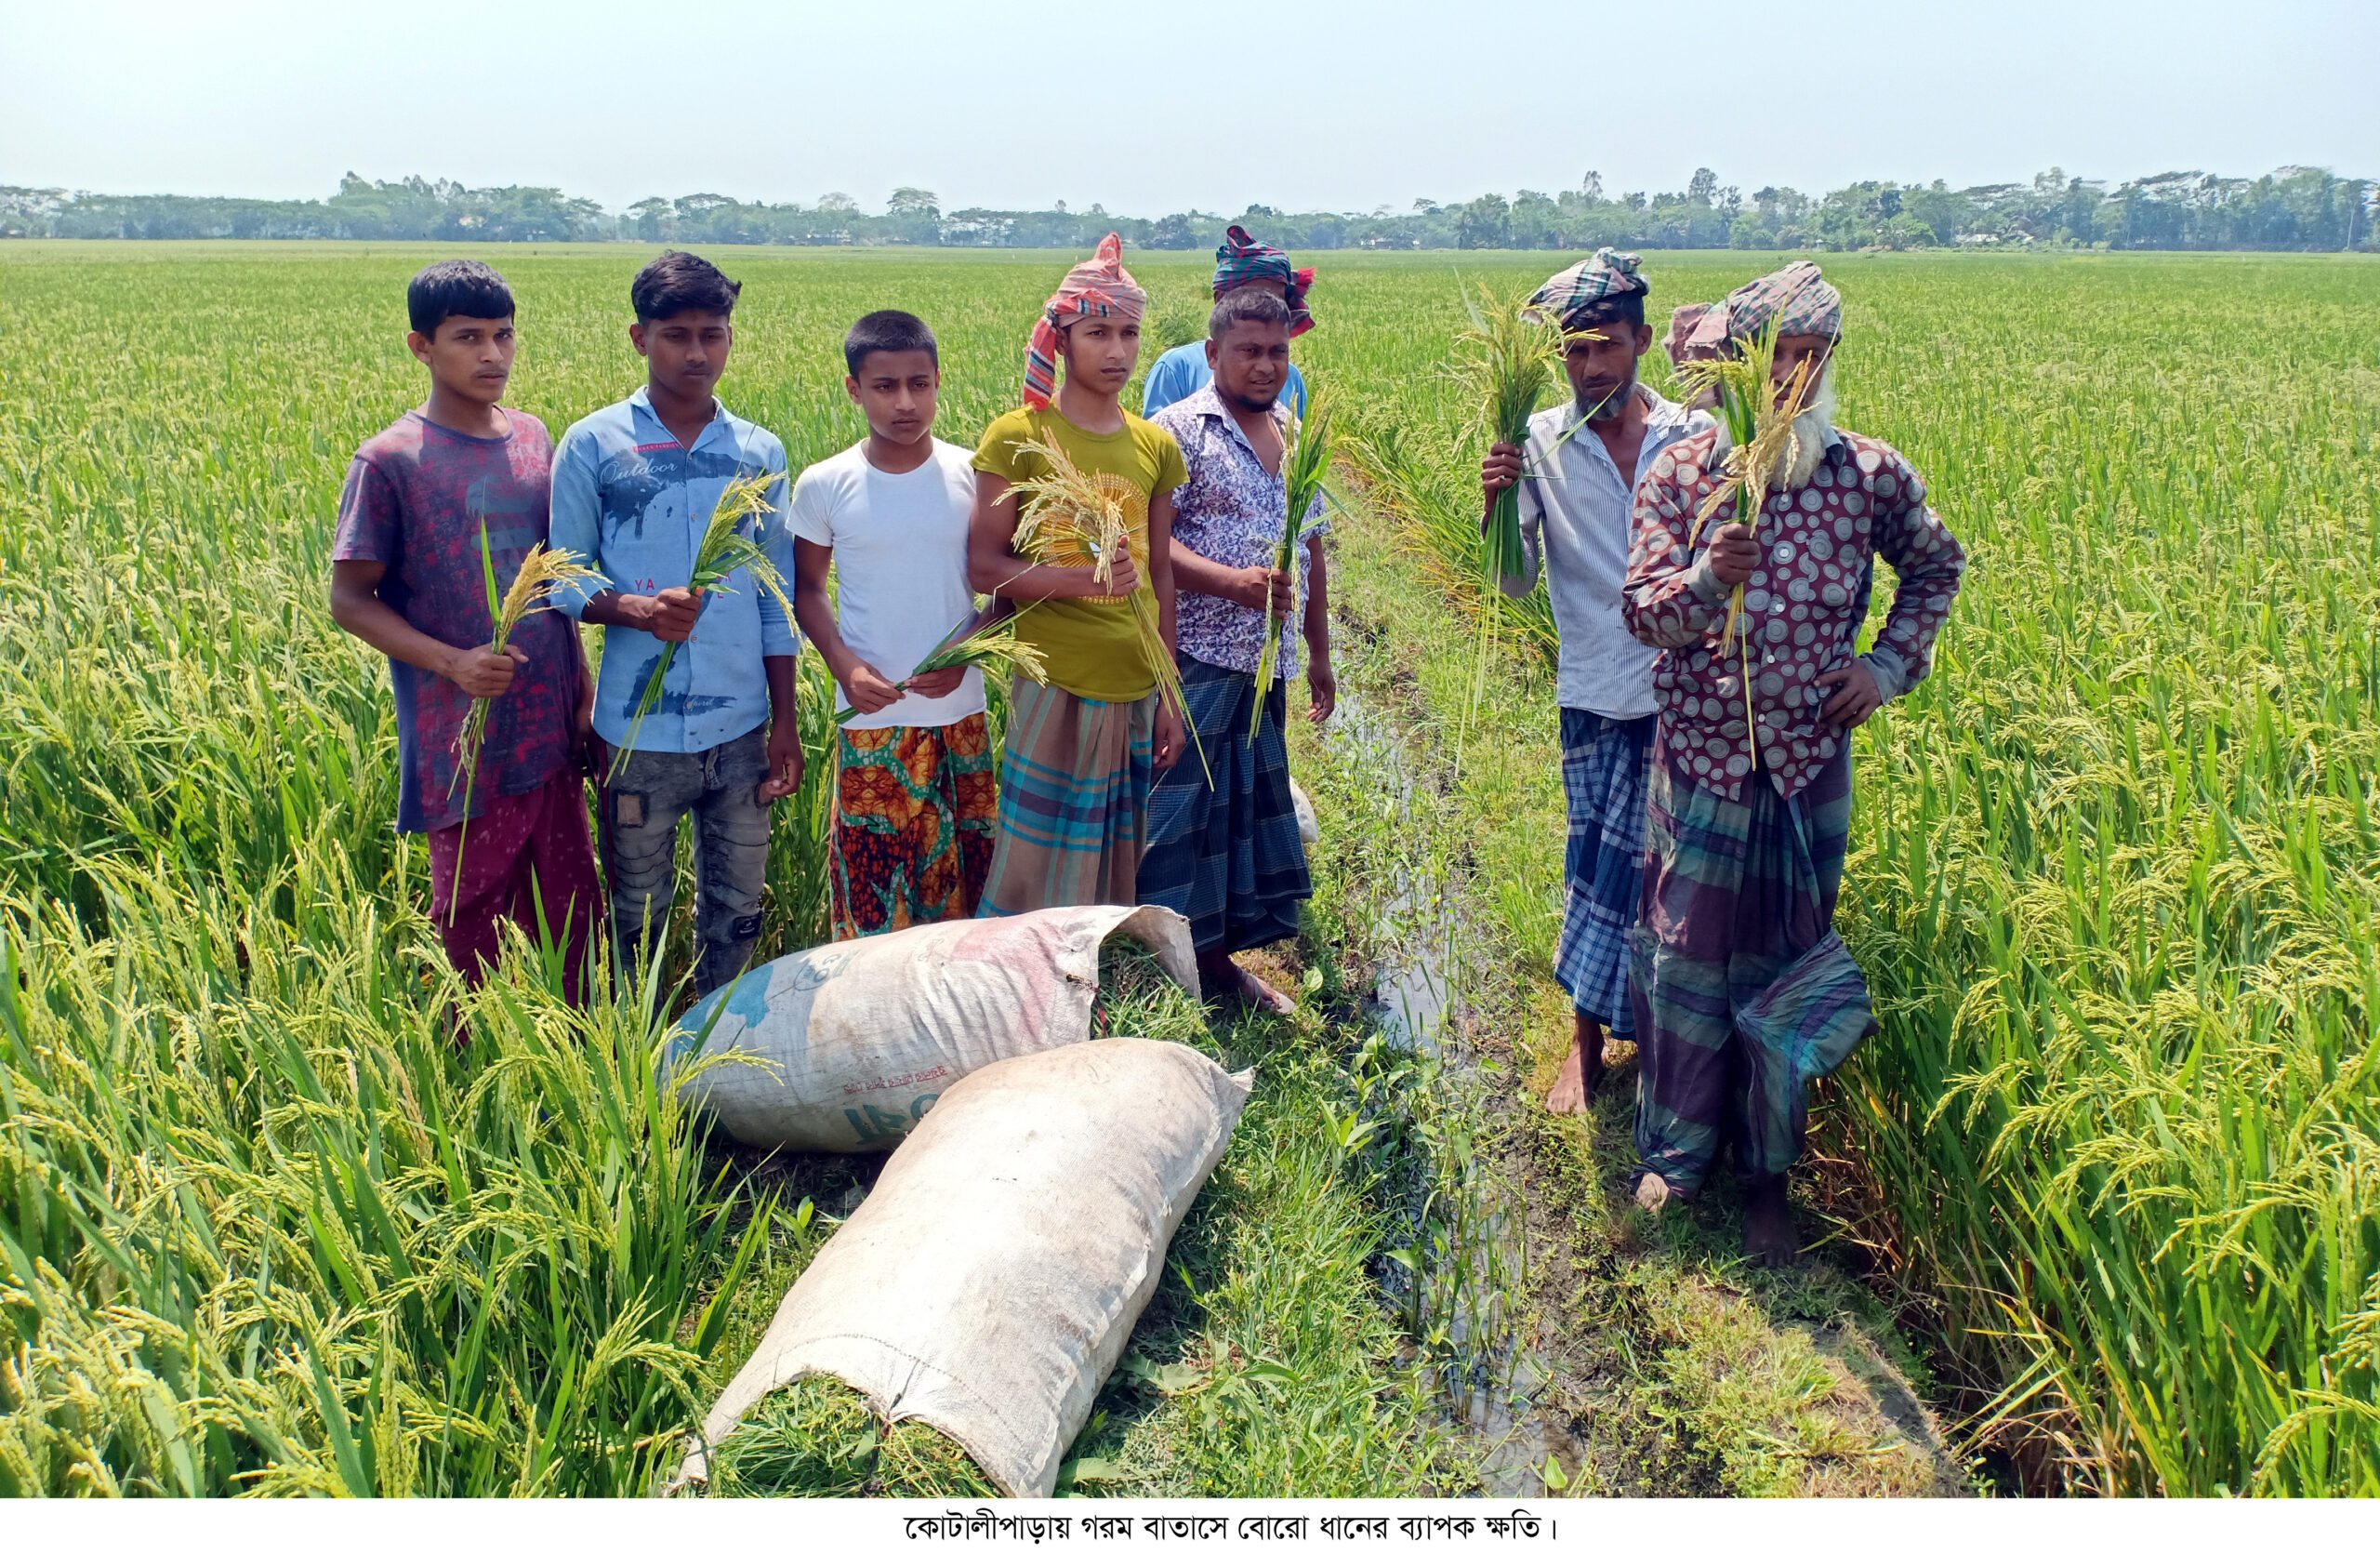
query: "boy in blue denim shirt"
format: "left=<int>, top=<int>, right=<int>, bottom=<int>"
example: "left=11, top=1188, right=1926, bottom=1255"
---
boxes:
left=550, top=251, right=802, bottom=994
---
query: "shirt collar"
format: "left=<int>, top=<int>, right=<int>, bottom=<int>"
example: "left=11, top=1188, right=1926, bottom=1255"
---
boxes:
left=1556, top=380, right=1689, bottom=436
left=1185, top=381, right=1289, bottom=465
left=628, top=383, right=736, bottom=449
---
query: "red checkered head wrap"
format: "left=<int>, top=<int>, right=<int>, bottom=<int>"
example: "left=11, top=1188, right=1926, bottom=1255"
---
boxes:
left=1023, top=232, right=1148, bottom=409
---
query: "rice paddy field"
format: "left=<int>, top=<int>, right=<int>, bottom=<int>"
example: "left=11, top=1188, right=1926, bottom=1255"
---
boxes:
left=1, top=241, right=2375, bottom=1497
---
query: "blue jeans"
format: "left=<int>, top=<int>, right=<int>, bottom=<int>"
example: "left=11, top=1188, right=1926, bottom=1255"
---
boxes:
left=603, top=724, right=772, bottom=996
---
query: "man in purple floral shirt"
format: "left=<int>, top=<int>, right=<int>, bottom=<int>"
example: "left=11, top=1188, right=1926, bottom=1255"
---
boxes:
left=1142, top=288, right=1334, bottom=1013
left=1621, top=260, right=1965, bottom=1265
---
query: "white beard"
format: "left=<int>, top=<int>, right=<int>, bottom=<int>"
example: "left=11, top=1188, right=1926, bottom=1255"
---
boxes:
left=1713, top=361, right=1838, bottom=491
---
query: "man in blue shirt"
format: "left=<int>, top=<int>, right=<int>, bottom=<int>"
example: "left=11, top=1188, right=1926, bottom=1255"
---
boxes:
left=550, top=250, right=802, bottom=995
left=1138, top=226, right=1313, bottom=418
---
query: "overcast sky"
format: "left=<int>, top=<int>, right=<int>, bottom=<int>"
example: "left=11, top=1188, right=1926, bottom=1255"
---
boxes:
left=6, top=0, right=2373, bottom=213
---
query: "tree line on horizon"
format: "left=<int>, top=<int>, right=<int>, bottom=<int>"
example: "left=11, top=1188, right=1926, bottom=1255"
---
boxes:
left=3, top=165, right=2372, bottom=253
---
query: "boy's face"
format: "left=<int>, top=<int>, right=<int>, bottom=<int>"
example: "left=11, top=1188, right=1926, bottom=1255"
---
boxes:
left=845, top=349, right=939, bottom=445
left=407, top=315, right=515, bottom=406
left=630, top=309, right=733, bottom=403
left=1059, top=316, right=1141, bottom=399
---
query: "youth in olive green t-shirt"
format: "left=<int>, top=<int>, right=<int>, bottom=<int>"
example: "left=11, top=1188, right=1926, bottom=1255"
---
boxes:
left=972, top=405, right=1188, bottom=702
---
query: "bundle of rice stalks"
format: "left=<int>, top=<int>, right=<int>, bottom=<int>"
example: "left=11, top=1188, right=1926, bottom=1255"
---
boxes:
left=1672, top=323, right=1814, bottom=732
left=706, top=1377, right=999, bottom=1498
left=1334, top=416, right=1558, bottom=665
left=1450, top=283, right=1566, bottom=593
left=833, top=597, right=1049, bottom=727
left=1248, top=384, right=1335, bottom=744
left=448, top=528, right=605, bottom=919
left=611, top=472, right=796, bottom=777
left=1007, top=430, right=1206, bottom=777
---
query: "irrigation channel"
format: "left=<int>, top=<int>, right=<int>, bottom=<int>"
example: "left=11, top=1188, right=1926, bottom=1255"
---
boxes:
left=1329, top=689, right=1566, bottom=1495
left=1299, top=491, right=1979, bottom=1497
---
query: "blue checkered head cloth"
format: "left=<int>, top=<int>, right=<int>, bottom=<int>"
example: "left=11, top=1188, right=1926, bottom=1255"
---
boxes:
left=1520, top=247, right=1646, bottom=329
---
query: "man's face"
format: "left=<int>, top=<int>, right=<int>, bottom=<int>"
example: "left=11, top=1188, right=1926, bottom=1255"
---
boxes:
left=1206, top=320, right=1290, bottom=412
left=408, top=314, right=514, bottom=406
left=845, top=349, right=939, bottom=445
left=1562, top=321, right=1654, bottom=420
left=1772, top=333, right=1833, bottom=413
left=1060, top=316, right=1141, bottom=397
left=630, top=309, right=734, bottom=403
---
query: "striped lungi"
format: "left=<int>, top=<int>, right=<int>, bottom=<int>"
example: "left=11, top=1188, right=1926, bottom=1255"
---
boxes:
left=1135, top=657, right=1310, bottom=955
left=978, top=677, right=1157, bottom=916
left=1628, top=742, right=1873, bottom=1194
left=1552, top=709, right=1655, bottom=1035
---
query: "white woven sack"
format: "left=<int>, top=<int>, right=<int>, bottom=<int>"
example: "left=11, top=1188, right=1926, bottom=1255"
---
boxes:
left=665, top=904, right=1197, bottom=1153
left=681, top=1039, right=1251, bottom=1499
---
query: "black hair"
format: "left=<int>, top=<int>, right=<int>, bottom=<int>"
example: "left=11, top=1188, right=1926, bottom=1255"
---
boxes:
left=631, top=250, right=741, bottom=322
left=407, top=259, right=513, bottom=337
left=843, top=309, right=938, bottom=376
left=1208, top=287, right=1292, bottom=339
left=1562, top=290, right=1646, bottom=331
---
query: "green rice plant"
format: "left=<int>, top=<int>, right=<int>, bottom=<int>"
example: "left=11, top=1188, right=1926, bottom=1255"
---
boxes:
left=1336, top=413, right=1557, bottom=668
left=448, top=533, right=604, bottom=921
left=1249, top=383, right=1335, bottom=744
left=1449, top=283, right=1564, bottom=594
left=0, top=845, right=771, bottom=1495
left=609, top=472, right=797, bottom=778
left=831, top=597, right=1048, bottom=728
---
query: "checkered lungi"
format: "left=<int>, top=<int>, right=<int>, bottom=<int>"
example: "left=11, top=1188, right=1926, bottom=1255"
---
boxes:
left=1552, top=710, right=1656, bottom=1035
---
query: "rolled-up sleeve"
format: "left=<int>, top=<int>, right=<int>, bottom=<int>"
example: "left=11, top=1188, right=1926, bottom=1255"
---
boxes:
left=547, top=430, right=608, bottom=618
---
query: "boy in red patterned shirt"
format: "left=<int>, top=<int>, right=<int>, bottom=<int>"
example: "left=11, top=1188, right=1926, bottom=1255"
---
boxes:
left=330, top=259, right=601, bottom=1002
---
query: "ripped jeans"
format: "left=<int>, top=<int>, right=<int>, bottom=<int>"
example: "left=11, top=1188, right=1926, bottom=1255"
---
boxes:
left=603, top=724, right=772, bottom=996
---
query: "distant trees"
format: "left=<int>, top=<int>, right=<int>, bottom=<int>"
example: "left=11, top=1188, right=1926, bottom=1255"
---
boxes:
left=4, top=166, right=2373, bottom=252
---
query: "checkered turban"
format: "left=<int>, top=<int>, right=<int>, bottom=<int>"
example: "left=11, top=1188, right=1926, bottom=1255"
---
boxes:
left=1685, top=260, right=1844, bottom=352
left=1520, top=247, right=1646, bottom=329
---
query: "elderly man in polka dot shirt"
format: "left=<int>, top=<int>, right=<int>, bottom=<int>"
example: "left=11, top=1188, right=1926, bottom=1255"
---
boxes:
left=1620, top=260, right=1965, bottom=1268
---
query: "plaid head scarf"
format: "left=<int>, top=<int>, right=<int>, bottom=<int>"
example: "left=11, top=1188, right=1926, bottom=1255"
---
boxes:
left=1685, top=259, right=1844, bottom=353
left=1211, top=225, right=1316, bottom=336
left=1520, top=247, right=1646, bottom=330
left=1023, top=232, right=1148, bottom=409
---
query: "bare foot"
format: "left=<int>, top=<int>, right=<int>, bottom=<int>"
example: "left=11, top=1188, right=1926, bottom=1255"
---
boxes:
left=1201, top=954, right=1296, bottom=1016
left=1742, top=1172, right=1798, bottom=1268
left=1544, top=1017, right=1606, bottom=1113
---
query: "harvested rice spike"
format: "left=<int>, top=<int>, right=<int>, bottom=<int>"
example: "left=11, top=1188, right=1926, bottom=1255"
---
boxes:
left=1249, top=383, right=1335, bottom=744
left=832, top=597, right=1050, bottom=727
left=1671, top=322, right=1816, bottom=741
left=610, top=472, right=793, bottom=779
left=1451, top=283, right=1566, bottom=591
left=1004, top=431, right=1208, bottom=781
left=446, top=531, right=606, bottom=921
left=707, top=1376, right=998, bottom=1498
